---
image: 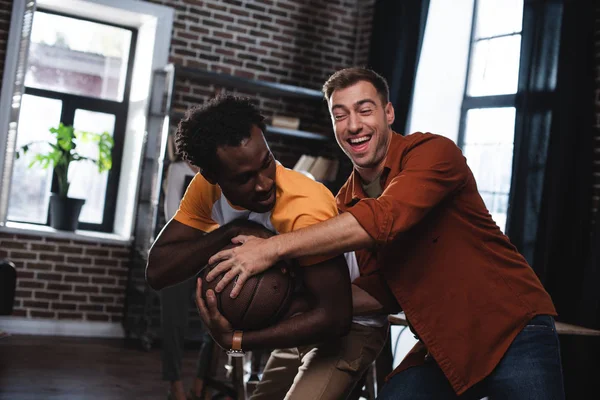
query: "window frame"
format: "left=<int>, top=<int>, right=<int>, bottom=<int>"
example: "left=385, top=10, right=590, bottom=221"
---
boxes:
left=456, top=0, right=523, bottom=229
left=10, top=8, right=138, bottom=233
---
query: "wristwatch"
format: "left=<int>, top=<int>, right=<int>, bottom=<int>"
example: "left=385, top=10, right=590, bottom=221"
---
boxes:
left=226, top=330, right=245, bottom=358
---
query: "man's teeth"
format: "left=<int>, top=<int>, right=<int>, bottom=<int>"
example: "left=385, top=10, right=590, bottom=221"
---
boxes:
left=350, top=136, right=369, bottom=144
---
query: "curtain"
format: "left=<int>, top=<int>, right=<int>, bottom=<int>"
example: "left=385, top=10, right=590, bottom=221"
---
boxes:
left=510, top=0, right=596, bottom=328
left=367, top=0, right=430, bottom=134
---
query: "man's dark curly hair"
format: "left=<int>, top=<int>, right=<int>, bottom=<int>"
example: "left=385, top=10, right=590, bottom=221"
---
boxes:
left=175, top=95, right=266, bottom=172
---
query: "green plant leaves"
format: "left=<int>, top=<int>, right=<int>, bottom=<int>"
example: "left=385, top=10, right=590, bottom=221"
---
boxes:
left=16, top=122, right=114, bottom=198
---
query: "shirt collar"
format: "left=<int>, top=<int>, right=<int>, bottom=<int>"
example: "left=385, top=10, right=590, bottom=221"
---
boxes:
left=344, top=132, right=403, bottom=206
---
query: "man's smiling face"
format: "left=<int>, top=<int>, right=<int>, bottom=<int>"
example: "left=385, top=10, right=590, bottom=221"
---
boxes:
left=328, top=80, right=395, bottom=179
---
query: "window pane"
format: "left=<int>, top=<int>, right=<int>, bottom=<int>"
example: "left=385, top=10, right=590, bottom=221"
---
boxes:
left=475, top=0, right=523, bottom=39
left=468, top=35, right=522, bottom=96
left=70, top=110, right=116, bottom=224
left=25, top=11, right=132, bottom=102
left=463, top=108, right=516, bottom=231
left=7, top=95, right=62, bottom=224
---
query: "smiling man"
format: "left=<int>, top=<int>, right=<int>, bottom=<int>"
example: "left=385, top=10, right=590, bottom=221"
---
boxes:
left=145, top=95, right=390, bottom=400
left=206, top=68, right=565, bottom=399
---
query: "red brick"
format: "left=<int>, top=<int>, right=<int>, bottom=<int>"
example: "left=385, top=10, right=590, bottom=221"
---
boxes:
left=58, top=246, right=83, bottom=254
left=90, top=295, right=114, bottom=304
left=10, top=251, right=37, bottom=260
left=55, top=265, right=80, bottom=273
left=35, top=292, right=60, bottom=300
left=62, top=294, right=87, bottom=302
left=31, top=243, right=57, bottom=251
left=75, top=285, right=99, bottom=293
left=87, top=313, right=110, bottom=322
left=23, top=300, right=49, bottom=309
left=31, top=310, right=55, bottom=318
left=91, top=276, right=117, bottom=285
left=85, top=248, right=110, bottom=257
left=65, top=275, right=90, bottom=283
left=0, top=241, right=26, bottom=249
left=53, top=303, right=77, bottom=311
left=47, top=283, right=72, bottom=291
left=66, top=256, right=93, bottom=264
left=12, top=309, right=27, bottom=317
left=26, top=262, right=53, bottom=270
left=40, top=254, right=65, bottom=262
left=19, top=280, right=44, bottom=289
left=94, top=258, right=117, bottom=267
left=79, top=304, right=104, bottom=312
left=15, top=290, right=32, bottom=298
left=58, top=312, right=82, bottom=319
left=37, top=272, right=62, bottom=281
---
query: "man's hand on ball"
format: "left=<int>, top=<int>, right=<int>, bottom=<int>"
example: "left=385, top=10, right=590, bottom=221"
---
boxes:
left=206, top=235, right=280, bottom=298
left=195, top=278, right=234, bottom=349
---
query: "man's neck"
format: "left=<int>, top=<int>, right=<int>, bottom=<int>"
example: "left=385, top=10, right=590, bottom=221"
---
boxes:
left=356, top=163, right=384, bottom=185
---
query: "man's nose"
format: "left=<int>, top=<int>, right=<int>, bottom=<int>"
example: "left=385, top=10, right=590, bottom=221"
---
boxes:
left=347, top=113, right=362, bottom=134
left=255, top=173, right=272, bottom=192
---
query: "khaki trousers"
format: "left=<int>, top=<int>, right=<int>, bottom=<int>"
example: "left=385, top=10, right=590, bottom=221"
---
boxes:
left=249, top=323, right=389, bottom=400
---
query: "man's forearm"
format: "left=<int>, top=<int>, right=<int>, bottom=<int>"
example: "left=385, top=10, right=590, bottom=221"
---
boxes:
left=273, top=212, right=375, bottom=262
left=352, top=284, right=385, bottom=316
left=232, top=302, right=351, bottom=350
left=147, top=220, right=252, bottom=290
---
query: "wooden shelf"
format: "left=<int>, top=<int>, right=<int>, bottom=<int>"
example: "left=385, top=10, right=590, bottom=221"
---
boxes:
left=166, top=111, right=331, bottom=142
left=266, top=125, right=330, bottom=142
left=171, top=64, right=324, bottom=100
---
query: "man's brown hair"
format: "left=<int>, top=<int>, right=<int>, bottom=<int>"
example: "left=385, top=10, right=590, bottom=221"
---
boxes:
left=322, top=67, right=390, bottom=105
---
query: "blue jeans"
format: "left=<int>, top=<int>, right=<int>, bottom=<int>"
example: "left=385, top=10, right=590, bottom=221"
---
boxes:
left=377, top=315, right=565, bottom=400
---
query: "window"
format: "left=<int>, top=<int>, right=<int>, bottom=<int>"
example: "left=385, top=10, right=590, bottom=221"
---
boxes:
left=6, top=10, right=136, bottom=232
left=458, top=0, right=524, bottom=231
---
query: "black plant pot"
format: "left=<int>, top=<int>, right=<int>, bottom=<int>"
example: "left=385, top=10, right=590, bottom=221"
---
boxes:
left=49, top=194, right=85, bottom=231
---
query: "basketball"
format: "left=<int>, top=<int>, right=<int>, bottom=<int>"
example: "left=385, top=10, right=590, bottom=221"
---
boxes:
left=201, top=243, right=294, bottom=331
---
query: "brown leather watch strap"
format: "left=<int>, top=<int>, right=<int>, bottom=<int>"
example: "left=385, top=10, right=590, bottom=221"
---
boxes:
left=231, top=330, right=243, bottom=351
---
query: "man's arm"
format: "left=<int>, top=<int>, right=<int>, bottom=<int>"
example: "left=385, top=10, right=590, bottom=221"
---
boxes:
left=146, top=219, right=270, bottom=290
left=206, top=135, right=470, bottom=297
left=197, top=253, right=352, bottom=350
left=351, top=284, right=385, bottom=316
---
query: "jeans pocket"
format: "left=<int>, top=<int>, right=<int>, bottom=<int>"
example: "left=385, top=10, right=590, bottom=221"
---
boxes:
left=523, top=315, right=555, bottom=332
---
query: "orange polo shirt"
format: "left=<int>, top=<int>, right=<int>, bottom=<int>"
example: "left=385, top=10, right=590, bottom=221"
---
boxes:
left=338, top=132, right=557, bottom=395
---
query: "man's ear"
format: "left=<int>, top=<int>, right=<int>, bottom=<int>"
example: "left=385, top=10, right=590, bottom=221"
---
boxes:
left=201, top=169, right=217, bottom=184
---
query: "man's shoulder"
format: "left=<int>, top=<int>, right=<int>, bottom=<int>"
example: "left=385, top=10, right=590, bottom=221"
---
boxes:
left=398, top=131, right=454, bottom=147
left=276, top=163, right=335, bottom=200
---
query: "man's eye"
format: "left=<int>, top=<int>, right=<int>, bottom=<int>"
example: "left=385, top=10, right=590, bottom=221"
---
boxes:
left=334, top=114, right=346, bottom=120
left=359, top=109, right=373, bottom=114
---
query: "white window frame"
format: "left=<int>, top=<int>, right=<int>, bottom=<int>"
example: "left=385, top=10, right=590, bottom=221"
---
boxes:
left=0, top=0, right=173, bottom=242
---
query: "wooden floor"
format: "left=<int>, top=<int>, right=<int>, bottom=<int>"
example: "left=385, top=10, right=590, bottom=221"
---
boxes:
left=0, top=334, right=210, bottom=400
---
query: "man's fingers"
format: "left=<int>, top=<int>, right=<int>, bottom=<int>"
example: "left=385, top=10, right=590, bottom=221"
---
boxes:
left=205, top=289, right=220, bottom=317
left=195, top=277, right=203, bottom=302
left=231, top=235, right=249, bottom=244
left=208, top=249, right=233, bottom=266
left=215, top=269, right=239, bottom=293
left=229, top=273, right=249, bottom=298
left=206, top=260, right=233, bottom=282
left=195, top=279, right=211, bottom=323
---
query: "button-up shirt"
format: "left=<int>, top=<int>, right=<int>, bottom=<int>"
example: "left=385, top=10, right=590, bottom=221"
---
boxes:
left=338, top=132, right=557, bottom=394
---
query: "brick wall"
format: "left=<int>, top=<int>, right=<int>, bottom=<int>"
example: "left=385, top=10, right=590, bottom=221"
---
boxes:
left=0, top=233, right=129, bottom=322
left=148, top=0, right=377, bottom=170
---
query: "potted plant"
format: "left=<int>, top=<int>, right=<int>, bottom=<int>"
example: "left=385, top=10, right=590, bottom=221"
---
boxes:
left=16, top=123, right=113, bottom=231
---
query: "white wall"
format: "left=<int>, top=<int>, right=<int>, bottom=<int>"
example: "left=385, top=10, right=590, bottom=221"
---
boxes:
left=407, top=0, right=475, bottom=143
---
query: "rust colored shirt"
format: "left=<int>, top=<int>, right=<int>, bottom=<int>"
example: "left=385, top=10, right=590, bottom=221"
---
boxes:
left=338, top=132, right=557, bottom=395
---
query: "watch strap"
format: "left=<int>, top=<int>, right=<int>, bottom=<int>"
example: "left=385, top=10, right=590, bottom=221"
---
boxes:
left=231, top=330, right=243, bottom=351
